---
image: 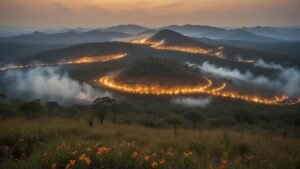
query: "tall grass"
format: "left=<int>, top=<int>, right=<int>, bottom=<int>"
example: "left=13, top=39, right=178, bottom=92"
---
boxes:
left=0, top=117, right=299, bottom=169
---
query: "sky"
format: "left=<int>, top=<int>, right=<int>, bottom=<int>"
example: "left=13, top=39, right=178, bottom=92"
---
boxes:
left=0, top=0, right=299, bottom=28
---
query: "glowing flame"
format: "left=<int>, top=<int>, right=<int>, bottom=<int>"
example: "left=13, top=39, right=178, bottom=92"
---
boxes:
left=0, top=53, right=127, bottom=71
left=98, top=74, right=298, bottom=105
left=130, top=38, right=255, bottom=63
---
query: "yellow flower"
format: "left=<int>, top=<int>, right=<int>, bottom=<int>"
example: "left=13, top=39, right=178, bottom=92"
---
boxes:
left=144, top=155, right=150, bottom=161
left=84, top=157, right=92, bottom=165
left=132, top=151, right=138, bottom=158
left=51, top=163, right=57, bottom=169
left=159, top=159, right=165, bottom=165
left=69, top=160, right=76, bottom=166
left=151, top=161, right=158, bottom=168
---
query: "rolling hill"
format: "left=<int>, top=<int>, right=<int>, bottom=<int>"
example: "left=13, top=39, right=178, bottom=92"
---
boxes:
left=0, top=30, right=131, bottom=45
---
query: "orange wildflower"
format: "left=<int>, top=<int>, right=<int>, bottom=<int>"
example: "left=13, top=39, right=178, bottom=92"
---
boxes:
left=97, top=147, right=111, bottom=156
left=3, top=145, right=10, bottom=151
left=65, top=164, right=70, bottom=169
left=221, top=160, right=227, bottom=165
left=84, top=157, right=92, bottom=165
left=51, top=163, right=57, bottom=169
left=79, top=153, right=86, bottom=161
left=132, top=151, right=138, bottom=158
left=247, top=155, right=254, bottom=161
left=151, top=161, right=158, bottom=168
left=183, top=151, right=193, bottom=157
left=144, top=155, right=150, bottom=161
left=159, top=159, right=165, bottom=165
left=69, top=160, right=76, bottom=166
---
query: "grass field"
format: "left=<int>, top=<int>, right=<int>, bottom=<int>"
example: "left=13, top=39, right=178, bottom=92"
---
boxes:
left=0, top=117, right=299, bottom=169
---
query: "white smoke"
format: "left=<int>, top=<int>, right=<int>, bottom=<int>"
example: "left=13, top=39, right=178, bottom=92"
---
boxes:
left=4, top=67, right=110, bottom=104
left=254, top=59, right=283, bottom=70
left=171, top=97, right=211, bottom=107
left=186, top=61, right=300, bottom=97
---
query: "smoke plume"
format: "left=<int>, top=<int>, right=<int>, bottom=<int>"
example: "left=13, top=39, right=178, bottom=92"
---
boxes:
left=171, top=97, right=211, bottom=107
left=3, top=67, right=110, bottom=104
left=186, top=61, right=300, bottom=97
left=254, top=59, right=283, bottom=70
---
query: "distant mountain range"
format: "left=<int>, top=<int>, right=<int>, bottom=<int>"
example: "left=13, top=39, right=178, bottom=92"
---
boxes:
left=1, top=24, right=300, bottom=45
left=0, top=30, right=131, bottom=44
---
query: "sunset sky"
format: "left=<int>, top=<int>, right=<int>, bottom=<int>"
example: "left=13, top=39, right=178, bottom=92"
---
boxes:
left=0, top=0, right=299, bottom=28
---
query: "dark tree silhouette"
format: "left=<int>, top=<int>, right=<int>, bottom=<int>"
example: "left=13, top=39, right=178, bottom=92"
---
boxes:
left=165, top=115, right=183, bottom=136
left=93, top=96, right=116, bottom=125
left=184, top=111, right=204, bottom=130
left=19, top=100, right=42, bottom=119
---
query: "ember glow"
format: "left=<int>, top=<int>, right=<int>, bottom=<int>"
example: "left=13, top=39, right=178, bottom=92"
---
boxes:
left=98, top=74, right=298, bottom=105
left=0, top=53, right=127, bottom=71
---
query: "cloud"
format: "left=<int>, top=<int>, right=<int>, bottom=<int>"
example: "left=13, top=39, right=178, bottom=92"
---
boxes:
left=3, top=67, right=110, bottom=104
left=50, top=3, right=71, bottom=12
left=186, top=61, right=300, bottom=97
left=171, top=97, right=211, bottom=107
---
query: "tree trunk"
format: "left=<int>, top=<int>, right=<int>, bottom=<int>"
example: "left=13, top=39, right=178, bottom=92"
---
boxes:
left=174, top=126, right=177, bottom=136
left=100, top=115, right=104, bottom=125
left=193, top=123, right=196, bottom=131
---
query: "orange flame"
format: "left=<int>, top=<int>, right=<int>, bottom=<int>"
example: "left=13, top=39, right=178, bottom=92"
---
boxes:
left=98, top=74, right=296, bottom=105
left=0, top=53, right=127, bottom=71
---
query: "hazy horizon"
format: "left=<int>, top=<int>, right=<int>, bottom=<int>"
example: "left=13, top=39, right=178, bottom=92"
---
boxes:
left=1, top=0, right=299, bottom=28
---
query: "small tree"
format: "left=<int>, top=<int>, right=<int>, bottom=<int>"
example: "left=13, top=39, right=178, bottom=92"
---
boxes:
left=165, top=115, right=183, bottom=136
left=19, top=100, right=42, bottom=119
left=46, top=101, right=60, bottom=113
left=184, top=111, right=204, bottom=131
left=93, top=96, right=116, bottom=125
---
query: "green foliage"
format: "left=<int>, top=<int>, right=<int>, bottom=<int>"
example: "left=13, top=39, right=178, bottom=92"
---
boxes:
left=19, top=100, right=43, bottom=119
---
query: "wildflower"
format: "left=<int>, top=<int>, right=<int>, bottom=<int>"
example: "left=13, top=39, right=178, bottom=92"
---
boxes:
left=84, top=157, right=91, bottom=165
left=79, top=153, right=86, bottom=161
left=3, top=145, right=10, bottom=151
left=247, top=155, right=254, bottom=161
left=69, top=160, right=76, bottom=166
left=151, top=161, right=158, bottom=168
left=97, top=147, right=111, bottom=156
left=86, top=147, right=92, bottom=152
left=51, top=163, right=57, bottom=169
left=159, top=159, right=165, bottom=165
left=183, top=151, right=193, bottom=158
left=132, top=151, right=138, bottom=158
left=72, top=151, right=78, bottom=155
left=221, top=160, right=227, bottom=165
left=144, top=155, right=150, bottom=161
left=65, top=164, right=70, bottom=169
left=166, top=151, right=173, bottom=156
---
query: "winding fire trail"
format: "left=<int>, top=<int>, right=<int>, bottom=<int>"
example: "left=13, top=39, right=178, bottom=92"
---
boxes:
left=0, top=53, right=127, bottom=71
left=98, top=74, right=298, bottom=105
left=130, top=39, right=254, bottom=63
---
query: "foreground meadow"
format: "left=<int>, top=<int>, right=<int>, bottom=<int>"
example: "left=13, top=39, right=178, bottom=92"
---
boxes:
left=0, top=118, right=299, bottom=169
